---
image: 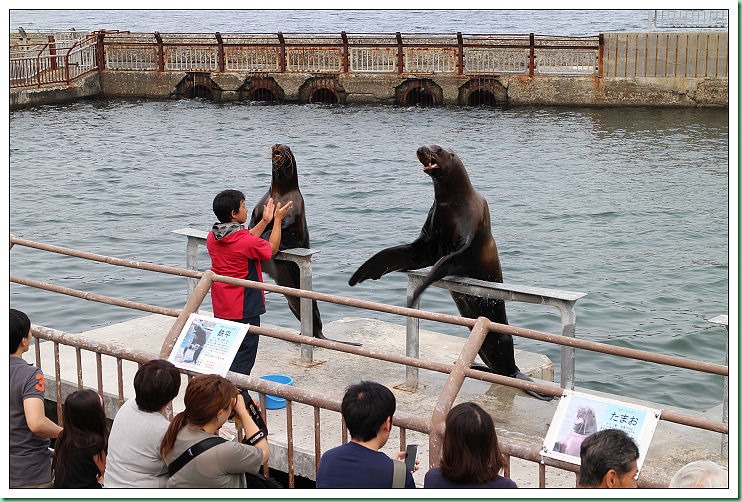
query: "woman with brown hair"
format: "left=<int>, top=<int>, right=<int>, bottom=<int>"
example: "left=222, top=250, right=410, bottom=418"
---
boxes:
left=160, top=374, right=269, bottom=488
left=424, top=402, right=517, bottom=488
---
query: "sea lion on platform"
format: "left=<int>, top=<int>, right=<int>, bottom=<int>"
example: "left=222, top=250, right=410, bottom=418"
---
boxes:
left=249, top=144, right=327, bottom=340
left=349, top=144, right=550, bottom=400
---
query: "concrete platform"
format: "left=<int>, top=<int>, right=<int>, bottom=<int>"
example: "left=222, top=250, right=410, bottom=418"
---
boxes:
left=27, top=313, right=727, bottom=488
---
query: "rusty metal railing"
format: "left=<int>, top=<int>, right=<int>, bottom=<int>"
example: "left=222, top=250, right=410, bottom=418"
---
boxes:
left=90, top=31, right=600, bottom=77
left=10, top=235, right=729, bottom=487
left=10, top=34, right=98, bottom=88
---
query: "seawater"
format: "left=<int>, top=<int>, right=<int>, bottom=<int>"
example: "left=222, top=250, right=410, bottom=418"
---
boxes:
left=9, top=101, right=729, bottom=411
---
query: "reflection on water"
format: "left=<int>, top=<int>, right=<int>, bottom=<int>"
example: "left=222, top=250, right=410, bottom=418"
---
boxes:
left=9, top=100, right=729, bottom=411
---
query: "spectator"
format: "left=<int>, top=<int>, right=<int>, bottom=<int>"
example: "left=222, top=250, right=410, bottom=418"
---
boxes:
left=206, top=189, right=292, bottom=376
left=160, top=374, right=269, bottom=488
left=104, top=359, right=182, bottom=488
left=577, top=429, right=639, bottom=488
left=669, top=460, right=728, bottom=488
left=9, top=308, right=63, bottom=488
left=424, top=402, right=517, bottom=488
left=316, top=381, right=416, bottom=488
left=52, top=389, right=109, bottom=488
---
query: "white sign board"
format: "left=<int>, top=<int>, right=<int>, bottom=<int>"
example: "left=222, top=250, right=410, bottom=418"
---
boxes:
left=167, top=313, right=249, bottom=377
left=541, top=390, right=661, bottom=471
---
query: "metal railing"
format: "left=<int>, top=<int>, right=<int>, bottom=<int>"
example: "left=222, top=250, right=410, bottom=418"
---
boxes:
left=93, top=31, right=601, bottom=77
left=10, top=34, right=98, bottom=88
left=649, top=9, right=729, bottom=29
left=10, top=235, right=729, bottom=488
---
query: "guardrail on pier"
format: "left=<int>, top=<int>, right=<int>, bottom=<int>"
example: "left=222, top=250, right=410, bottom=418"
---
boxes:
left=10, top=33, right=98, bottom=88
left=9, top=235, right=729, bottom=488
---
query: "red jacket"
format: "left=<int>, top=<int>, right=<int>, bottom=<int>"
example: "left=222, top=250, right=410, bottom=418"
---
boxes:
left=206, top=227, right=273, bottom=320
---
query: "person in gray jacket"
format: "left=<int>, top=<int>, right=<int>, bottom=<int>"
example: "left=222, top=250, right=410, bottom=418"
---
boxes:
left=104, top=359, right=181, bottom=488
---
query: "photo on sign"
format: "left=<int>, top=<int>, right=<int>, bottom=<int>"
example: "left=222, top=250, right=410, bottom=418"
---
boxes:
left=541, top=390, right=661, bottom=470
left=168, top=313, right=249, bottom=377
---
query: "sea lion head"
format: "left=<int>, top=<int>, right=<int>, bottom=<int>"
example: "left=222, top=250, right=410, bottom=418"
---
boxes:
left=416, top=144, right=472, bottom=195
left=271, top=143, right=299, bottom=189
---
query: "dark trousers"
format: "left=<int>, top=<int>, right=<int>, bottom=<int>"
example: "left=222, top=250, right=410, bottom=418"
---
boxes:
left=229, top=315, right=260, bottom=375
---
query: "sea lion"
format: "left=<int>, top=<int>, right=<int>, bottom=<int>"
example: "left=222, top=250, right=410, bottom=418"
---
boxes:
left=249, top=144, right=326, bottom=340
left=349, top=144, right=550, bottom=400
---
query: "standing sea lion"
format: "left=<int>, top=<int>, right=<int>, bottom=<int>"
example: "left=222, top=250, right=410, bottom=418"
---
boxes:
left=249, top=144, right=326, bottom=340
left=349, top=144, right=550, bottom=400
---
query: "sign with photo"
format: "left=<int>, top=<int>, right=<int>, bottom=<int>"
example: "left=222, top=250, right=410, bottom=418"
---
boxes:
left=541, top=390, right=661, bottom=470
left=168, top=313, right=249, bottom=377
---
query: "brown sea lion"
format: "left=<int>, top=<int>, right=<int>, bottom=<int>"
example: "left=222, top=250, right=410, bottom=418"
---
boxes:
left=250, top=144, right=359, bottom=346
left=349, top=144, right=550, bottom=400
left=249, top=144, right=326, bottom=339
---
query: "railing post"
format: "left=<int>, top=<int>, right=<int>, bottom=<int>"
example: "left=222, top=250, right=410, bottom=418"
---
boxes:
left=396, top=32, right=404, bottom=74
left=429, top=317, right=490, bottom=468
left=405, top=275, right=423, bottom=390
left=277, top=32, right=286, bottom=72
left=598, top=34, right=604, bottom=77
left=154, top=32, right=164, bottom=72
left=341, top=31, right=349, bottom=73
left=48, top=35, right=58, bottom=71
left=185, top=235, right=201, bottom=297
left=709, top=314, right=728, bottom=459
left=529, top=33, right=535, bottom=77
left=215, top=32, right=225, bottom=72
left=279, top=249, right=318, bottom=364
left=556, top=301, right=578, bottom=390
left=159, top=270, right=215, bottom=359
left=96, top=32, right=106, bottom=71
left=456, top=32, right=464, bottom=75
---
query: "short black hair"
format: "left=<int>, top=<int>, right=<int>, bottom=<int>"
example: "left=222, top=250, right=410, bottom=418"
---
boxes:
left=341, top=381, right=396, bottom=442
left=134, top=359, right=181, bottom=412
left=212, top=189, right=245, bottom=223
left=10, top=308, right=31, bottom=354
left=579, top=429, right=640, bottom=487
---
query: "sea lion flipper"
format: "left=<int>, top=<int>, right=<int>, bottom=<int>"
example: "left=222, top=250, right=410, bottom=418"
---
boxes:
left=348, top=244, right=433, bottom=286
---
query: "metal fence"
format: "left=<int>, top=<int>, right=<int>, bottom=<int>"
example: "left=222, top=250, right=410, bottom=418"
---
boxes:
left=9, top=34, right=98, bottom=88
left=649, top=9, right=729, bottom=29
left=9, top=235, right=729, bottom=488
left=91, top=31, right=601, bottom=77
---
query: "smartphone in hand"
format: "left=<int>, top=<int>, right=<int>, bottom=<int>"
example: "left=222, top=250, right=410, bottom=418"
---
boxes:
left=405, top=444, right=418, bottom=472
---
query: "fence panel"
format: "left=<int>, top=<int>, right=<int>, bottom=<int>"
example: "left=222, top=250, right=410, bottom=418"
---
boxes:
left=404, top=47, right=457, bottom=73
left=105, top=45, right=157, bottom=70
left=349, top=47, right=397, bottom=73
left=286, top=47, right=342, bottom=73
left=464, top=48, right=529, bottom=75
left=225, top=46, right=280, bottom=72
left=165, top=46, right=219, bottom=71
left=535, top=49, right=597, bottom=75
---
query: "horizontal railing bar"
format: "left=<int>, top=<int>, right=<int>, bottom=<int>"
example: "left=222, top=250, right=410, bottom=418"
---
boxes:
left=10, top=275, right=181, bottom=317
left=10, top=235, right=201, bottom=279
left=11, top=235, right=728, bottom=378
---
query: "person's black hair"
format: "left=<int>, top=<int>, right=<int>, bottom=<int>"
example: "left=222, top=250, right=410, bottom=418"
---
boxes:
left=579, top=428, right=640, bottom=487
left=134, top=359, right=182, bottom=412
left=341, top=381, right=396, bottom=442
left=10, top=308, right=31, bottom=354
left=52, top=389, right=108, bottom=486
left=212, top=189, right=245, bottom=223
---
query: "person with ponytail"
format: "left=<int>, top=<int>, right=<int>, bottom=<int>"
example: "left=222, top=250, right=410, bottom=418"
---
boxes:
left=424, top=402, right=517, bottom=489
left=160, top=374, right=269, bottom=488
left=52, top=389, right=109, bottom=488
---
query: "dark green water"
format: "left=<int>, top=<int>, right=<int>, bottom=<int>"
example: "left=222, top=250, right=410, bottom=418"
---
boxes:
left=9, top=100, right=729, bottom=411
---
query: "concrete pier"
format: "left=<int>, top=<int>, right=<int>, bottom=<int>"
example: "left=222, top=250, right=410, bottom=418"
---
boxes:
left=26, top=313, right=726, bottom=488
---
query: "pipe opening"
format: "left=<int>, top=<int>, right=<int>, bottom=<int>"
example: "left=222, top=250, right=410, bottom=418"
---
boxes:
left=405, top=86, right=434, bottom=106
left=309, top=88, right=338, bottom=104
left=189, top=84, right=213, bottom=100
left=251, top=87, right=279, bottom=103
left=467, top=89, right=497, bottom=106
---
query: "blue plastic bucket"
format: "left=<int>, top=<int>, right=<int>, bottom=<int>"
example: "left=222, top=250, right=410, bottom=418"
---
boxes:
left=259, top=374, right=294, bottom=409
